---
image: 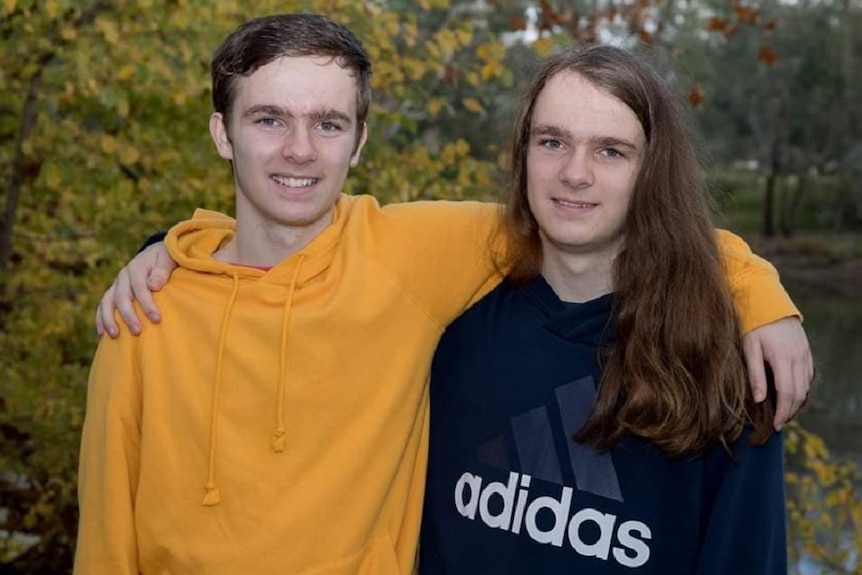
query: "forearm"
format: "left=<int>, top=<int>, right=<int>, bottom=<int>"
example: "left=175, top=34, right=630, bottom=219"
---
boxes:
left=715, top=229, right=800, bottom=334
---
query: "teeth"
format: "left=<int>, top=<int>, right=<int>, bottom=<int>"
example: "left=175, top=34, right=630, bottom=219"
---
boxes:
left=555, top=199, right=594, bottom=208
left=272, top=176, right=316, bottom=188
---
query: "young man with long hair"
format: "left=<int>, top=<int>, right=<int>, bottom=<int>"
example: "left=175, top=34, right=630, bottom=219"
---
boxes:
left=421, top=45, right=788, bottom=573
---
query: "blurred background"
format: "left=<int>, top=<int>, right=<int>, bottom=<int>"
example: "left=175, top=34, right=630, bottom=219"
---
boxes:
left=0, top=0, right=859, bottom=573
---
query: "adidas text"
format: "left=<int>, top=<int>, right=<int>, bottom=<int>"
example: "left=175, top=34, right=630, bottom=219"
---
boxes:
left=454, top=471, right=651, bottom=568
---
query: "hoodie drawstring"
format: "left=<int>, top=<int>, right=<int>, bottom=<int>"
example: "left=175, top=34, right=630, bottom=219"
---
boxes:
left=271, top=254, right=304, bottom=453
left=202, top=273, right=239, bottom=507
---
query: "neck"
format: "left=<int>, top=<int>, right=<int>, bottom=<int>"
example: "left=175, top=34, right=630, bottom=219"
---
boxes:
left=540, top=245, right=616, bottom=303
left=214, top=208, right=334, bottom=267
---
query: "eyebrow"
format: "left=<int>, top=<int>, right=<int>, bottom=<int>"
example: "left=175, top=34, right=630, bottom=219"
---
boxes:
left=242, top=105, right=353, bottom=125
left=531, top=124, right=640, bottom=150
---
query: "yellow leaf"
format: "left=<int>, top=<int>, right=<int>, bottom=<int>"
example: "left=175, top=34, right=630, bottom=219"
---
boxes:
left=481, top=61, right=502, bottom=81
left=100, top=135, right=117, bottom=154
left=119, top=144, right=140, bottom=165
left=95, top=16, right=120, bottom=45
left=116, top=65, right=135, bottom=81
left=403, top=22, right=418, bottom=48
left=43, top=164, right=61, bottom=190
left=436, top=30, right=457, bottom=57
left=424, top=39, right=441, bottom=59
left=426, top=98, right=444, bottom=116
left=2, top=0, right=15, bottom=14
left=463, top=98, right=484, bottom=114
left=455, top=27, right=473, bottom=46
left=532, top=37, right=555, bottom=58
left=476, top=42, right=495, bottom=63
left=59, top=26, right=77, bottom=41
left=45, top=0, right=58, bottom=19
left=384, top=14, right=400, bottom=37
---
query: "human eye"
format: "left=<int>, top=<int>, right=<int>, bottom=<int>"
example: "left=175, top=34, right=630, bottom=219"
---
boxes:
left=317, top=120, right=344, bottom=133
left=599, top=147, right=625, bottom=159
left=255, top=117, right=281, bottom=129
left=538, top=138, right=564, bottom=150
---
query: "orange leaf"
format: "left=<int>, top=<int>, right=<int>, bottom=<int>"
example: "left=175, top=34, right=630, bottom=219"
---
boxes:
left=758, top=45, right=778, bottom=66
left=707, top=17, right=727, bottom=32
left=734, top=5, right=760, bottom=25
left=688, top=85, right=706, bottom=108
left=509, top=15, right=527, bottom=31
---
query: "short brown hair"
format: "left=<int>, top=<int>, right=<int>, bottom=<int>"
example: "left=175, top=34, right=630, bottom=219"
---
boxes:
left=210, top=13, right=372, bottom=148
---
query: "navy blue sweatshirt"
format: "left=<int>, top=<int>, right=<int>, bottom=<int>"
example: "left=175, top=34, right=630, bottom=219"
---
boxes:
left=420, top=276, right=786, bottom=574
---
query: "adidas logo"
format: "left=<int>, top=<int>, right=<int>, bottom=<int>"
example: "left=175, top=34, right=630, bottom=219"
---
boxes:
left=454, top=471, right=652, bottom=568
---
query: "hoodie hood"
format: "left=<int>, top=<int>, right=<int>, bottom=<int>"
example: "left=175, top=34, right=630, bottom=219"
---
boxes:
left=165, top=203, right=345, bottom=286
left=521, top=275, right=617, bottom=348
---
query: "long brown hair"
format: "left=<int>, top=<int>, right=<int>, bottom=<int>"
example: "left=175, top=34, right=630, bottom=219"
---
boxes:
left=500, top=45, right=773, bottom=457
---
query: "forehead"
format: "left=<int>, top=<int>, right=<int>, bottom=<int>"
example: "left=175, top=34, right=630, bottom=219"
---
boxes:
left=232, top=55, right=360, bottom=118
left=532, top=71, right=644, bottom=142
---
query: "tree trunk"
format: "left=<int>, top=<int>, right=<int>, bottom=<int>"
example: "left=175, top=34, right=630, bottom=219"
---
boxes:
left=762, top=139, right=781, bottom=237
left=782, top=173, right=807, bottom=237
left=0, top=70, right=44, bottom=299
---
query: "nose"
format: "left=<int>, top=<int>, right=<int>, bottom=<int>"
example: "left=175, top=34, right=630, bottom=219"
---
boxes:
left=281, top=126, right=317, bottom=164
left=560, top=149, right=593, bottom=189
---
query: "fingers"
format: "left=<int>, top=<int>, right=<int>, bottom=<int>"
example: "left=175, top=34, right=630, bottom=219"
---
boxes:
left=134, top=242, right=177, bottom=322
left=742, top=334, right=767, bottom=404
left=743, top=316, right=815, bottom=431
left=114, top=267, right=142, bottom=335
left=95, top=279, right=117, bottom=337
left=129, top=253, right=160, bottom=325
left=791, top=344, right=814, bottom=413
left=147, top=247, right=176, bottom=292
left=768, top=348, right=794, bottom=432
left=93, top=241, right=176, bottom=338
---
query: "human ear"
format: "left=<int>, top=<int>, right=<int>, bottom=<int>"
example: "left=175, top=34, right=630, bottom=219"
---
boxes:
left=209, top=112, right=233, bottom=161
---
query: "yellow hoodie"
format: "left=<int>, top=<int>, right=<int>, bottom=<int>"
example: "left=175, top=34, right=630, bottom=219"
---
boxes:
left=75, top=194, right=797, bottom=575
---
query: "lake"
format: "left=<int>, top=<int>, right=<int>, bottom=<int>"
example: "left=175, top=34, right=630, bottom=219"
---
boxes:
left=786, top=285, right=862, bottom=574
left=792, top=290, right=862, bottom=462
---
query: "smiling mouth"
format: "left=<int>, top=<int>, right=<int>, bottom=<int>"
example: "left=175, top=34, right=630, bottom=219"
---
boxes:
left=553, top=199, right=596, bottom=209
left=271, top=175, right=318, bottom=188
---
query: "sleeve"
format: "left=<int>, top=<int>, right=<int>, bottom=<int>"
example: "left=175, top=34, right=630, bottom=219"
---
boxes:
left=374, top=200, right=506, bottom=327
left=695, top=430, right=788, bottom=574
left=73, top=332, right=143, bottom=575
left=715, top=229, right=801, bottom=334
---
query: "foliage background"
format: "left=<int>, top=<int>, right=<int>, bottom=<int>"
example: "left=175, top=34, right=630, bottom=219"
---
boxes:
left=1, top=0, right=859, bottom=573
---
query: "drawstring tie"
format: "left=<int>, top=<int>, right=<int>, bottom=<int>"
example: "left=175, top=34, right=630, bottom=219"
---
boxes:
left=202, top=273, right=239, bottom=507
left=271, top=255, right=304, bottom=453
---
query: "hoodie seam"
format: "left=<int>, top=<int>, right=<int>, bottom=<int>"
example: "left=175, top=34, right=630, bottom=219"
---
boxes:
left=370, top=252, right=447, bottom=333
